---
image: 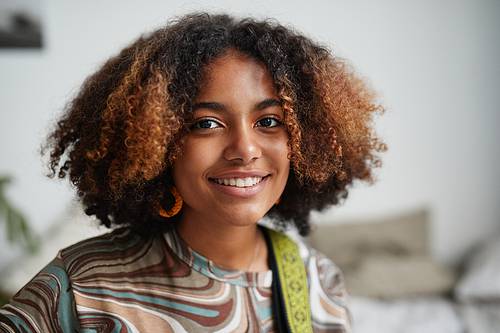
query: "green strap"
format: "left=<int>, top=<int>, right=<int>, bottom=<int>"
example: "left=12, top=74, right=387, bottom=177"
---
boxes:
left=267, top=228, right=313, bottom=333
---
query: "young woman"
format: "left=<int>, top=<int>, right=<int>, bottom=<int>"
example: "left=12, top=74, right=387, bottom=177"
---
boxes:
left=0, top=13, right=385, bottom=333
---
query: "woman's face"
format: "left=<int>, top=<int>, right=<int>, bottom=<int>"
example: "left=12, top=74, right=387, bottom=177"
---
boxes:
left=172, top=52, right=290, bottom=228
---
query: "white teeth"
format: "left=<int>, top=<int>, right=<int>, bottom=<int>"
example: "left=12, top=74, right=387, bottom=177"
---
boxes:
left=214, top=177, right=264, bottom=187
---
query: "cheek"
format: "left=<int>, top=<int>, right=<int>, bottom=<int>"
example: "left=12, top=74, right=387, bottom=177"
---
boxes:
left=172, top=154, right=202, bottom=210
left=269, top=136, right=291, bottom=182
left=172, top=139, right=220, bottom=194
left=273, top=134, right=291, bottom=165
left=172, top=142, right=200, bottom=190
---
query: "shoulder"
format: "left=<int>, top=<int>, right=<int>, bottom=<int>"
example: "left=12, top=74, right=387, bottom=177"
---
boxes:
left=60, top=227, right=141, bottom=255
left=295, top=238, right=352, bottom=332
left=297, top=237, right=349, bottom=301
left=296, top=238, right=343, bottom=279
left=58, top=227, right=159, bottom=277
left=0, top=230, right=148, bottom=332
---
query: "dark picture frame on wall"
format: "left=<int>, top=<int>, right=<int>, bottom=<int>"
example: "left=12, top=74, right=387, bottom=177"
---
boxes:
left=0, top=0, right=43, bottom=49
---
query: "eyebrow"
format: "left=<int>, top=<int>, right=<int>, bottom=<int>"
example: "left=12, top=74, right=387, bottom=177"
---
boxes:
left=255, top=99, right=281, bottom=111
left=191, top=99, right=281, bottom=112
left=191, top=102, right=225, bottom=112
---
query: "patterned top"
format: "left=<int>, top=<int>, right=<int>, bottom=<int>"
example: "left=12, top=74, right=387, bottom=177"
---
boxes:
left=0, top=227, right=351, bottom=332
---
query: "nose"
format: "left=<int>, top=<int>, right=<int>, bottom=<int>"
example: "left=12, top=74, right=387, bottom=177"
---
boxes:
left=223, top=126, right=261, bottom=164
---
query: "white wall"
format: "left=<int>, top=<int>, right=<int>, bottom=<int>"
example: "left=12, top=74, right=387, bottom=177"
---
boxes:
left=0, top=0, right=499, bottom=270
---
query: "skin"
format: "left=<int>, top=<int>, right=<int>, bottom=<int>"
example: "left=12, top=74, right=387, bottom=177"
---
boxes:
left=172, top=51, right=290, bottom=271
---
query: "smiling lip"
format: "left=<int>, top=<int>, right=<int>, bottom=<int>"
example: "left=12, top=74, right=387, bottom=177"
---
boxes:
left=211, top=176, right=264, bottom=187
left=209, top=172, right=269, bottom=197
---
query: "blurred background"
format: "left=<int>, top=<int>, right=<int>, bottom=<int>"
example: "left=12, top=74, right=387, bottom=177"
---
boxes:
left=0, top=0, right=499, bottom=330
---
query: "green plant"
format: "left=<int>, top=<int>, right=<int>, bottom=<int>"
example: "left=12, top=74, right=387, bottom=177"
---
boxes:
left=0, top=176, right=38, bottom=253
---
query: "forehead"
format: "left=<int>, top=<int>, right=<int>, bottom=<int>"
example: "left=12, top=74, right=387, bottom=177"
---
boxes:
left=200, top=51, right=270, bottom=87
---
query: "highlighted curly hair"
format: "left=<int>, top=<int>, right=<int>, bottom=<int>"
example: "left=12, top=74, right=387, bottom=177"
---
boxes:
left=44, top=12, right=386, bottom=236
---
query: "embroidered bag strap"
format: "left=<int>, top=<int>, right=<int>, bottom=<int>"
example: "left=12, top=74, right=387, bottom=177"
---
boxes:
left=263, top=228, right=313, bottom=333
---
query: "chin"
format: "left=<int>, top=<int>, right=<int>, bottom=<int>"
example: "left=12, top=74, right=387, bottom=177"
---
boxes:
left=220, top=208, right=268, bottom=228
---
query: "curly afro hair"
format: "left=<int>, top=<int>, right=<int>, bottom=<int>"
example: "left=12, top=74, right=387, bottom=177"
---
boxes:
left=44, top=12, right=386, bottom=236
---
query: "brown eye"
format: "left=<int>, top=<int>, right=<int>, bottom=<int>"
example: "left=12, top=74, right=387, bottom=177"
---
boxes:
left=191, top=118, right=220, bottom=130
left=256, top=117, right=281, bottom=128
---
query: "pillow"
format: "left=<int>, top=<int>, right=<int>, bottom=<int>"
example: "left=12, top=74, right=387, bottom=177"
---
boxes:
left=345, top=254, right=456, bottom=299
left=306, top=210, right=429, bottom=270
left=305, top=210, right=457, bottom=299
left=455, top=234, right=500, bottom=302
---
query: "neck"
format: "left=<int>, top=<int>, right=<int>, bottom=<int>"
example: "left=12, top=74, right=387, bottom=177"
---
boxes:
left=176, top=214, right=269, bottom=272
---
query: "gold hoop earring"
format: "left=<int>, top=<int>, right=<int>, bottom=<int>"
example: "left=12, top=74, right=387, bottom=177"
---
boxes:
left=275, top=197, right=281, bottom=205
left=158, top=186, right=183, bottom=218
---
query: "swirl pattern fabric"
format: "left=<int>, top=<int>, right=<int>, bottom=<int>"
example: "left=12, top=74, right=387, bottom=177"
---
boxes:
left=0, top=228, right=351, bottom=332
